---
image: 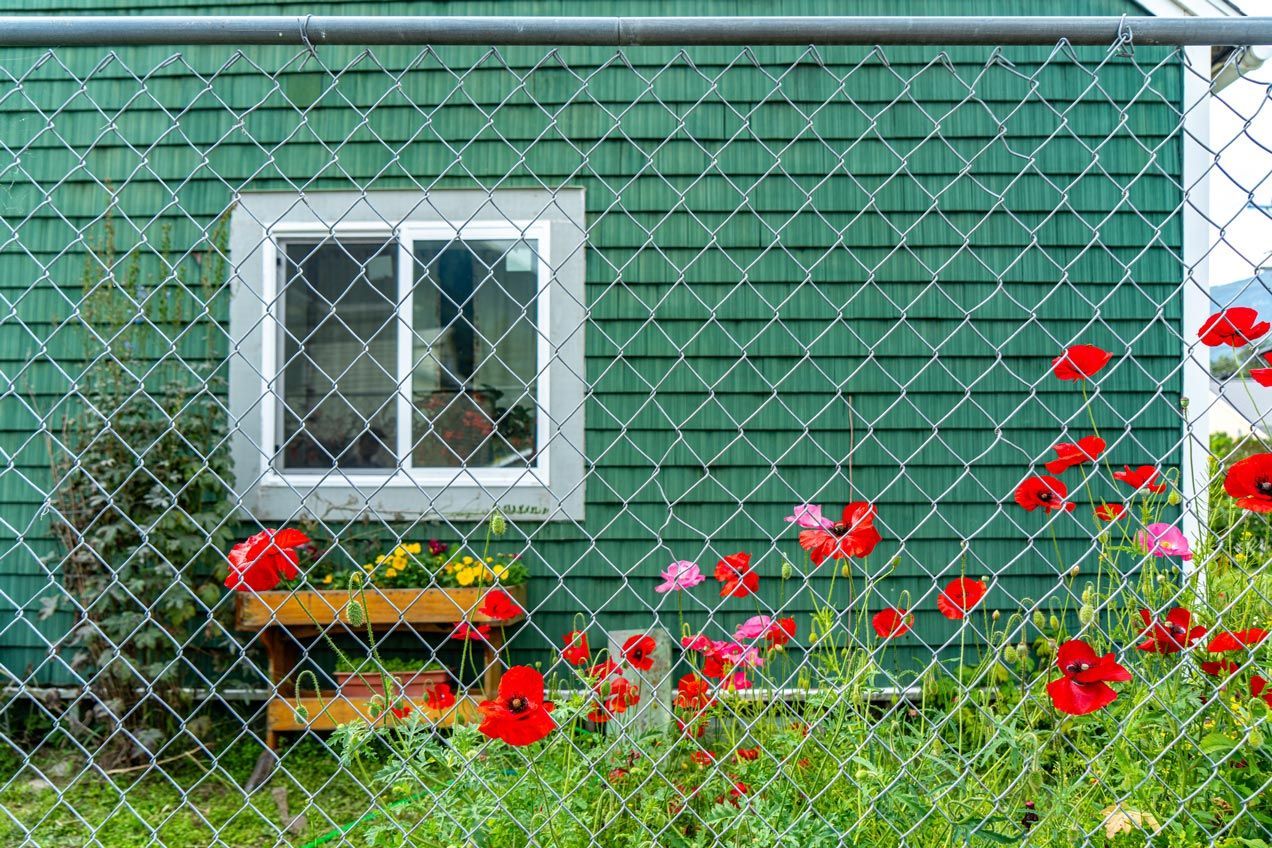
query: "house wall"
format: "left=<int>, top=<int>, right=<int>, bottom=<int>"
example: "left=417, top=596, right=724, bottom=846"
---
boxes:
left=0, top=0, right=1186, bottom=686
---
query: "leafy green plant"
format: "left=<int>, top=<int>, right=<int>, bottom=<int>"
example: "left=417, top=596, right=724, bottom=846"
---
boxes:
left=42, top=215, right=233, bottom=766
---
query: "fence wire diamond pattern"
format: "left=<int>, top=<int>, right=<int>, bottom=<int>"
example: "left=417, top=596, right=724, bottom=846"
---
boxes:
left=0, top=22, right=1270, bottom=847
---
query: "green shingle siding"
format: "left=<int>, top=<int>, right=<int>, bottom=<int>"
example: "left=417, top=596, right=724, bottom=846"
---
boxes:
left=0, top=0, right=1184, bottom=682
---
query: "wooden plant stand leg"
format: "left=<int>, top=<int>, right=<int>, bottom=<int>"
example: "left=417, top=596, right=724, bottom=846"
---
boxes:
left=483, top=627, right=505, bottom=700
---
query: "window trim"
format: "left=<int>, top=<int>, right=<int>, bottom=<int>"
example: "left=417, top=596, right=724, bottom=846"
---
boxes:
left=228, top=189, right=587, bottom=523
left=259, top=219, right=554, bottom=488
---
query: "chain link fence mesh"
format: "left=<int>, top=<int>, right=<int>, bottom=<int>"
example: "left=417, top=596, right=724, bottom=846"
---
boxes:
left=0, top=19, right=1270, bottom=847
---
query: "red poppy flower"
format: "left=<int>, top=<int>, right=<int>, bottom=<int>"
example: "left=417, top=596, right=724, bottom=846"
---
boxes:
left=478, top=589, right=521, bottom=621
left=937, top=578, right=987, bottom=620
left=562, top=630, right=590, bottom=666
left=715, top=780, right=750, bottom=806
left=734, top=747, right=759, bottom=761
left=588, top=660, right=622, bottom=684
left=798, top=502, right=882, bottom=566
left=426, top=682, right=456, bottom=711
left=872, top=607, right=912, bottom=638
left=1224, top=453, right=1272, bottom=512
left=1051, top=344, right=1112, bottom=381
left=1199, top=307, right=1270, bottom=348
left=451, top=621, right=491, bottom=642
left=1044, top=435, right=1106, bottom=475
left=1014, top=475, right=1075, bottom=513
left=675, top=674, right=713, bottom=711
left=223, top=528, right=310, bottom=592
left=587, top=675, right=640, bottom=723
left=1045, top=640, right=1131, bottom=716
left=1136, top=608, right=1206, bottom=654
left=477, top=665, right=556, bottom=746
left=1253, top=676, right=1272, bottom=707
left=622, top=634, right=656, bottom=672
left=1113, top=465, right=1166, bottom=494
left=1200, top=659, right=1242, bottom=678
left=1207, top=628, right=1269, bottom=652
left=690, top=750, right=715, bottom=766
left=766, top=617, right=797, bottom=647
left=677, top=717, right=707, bottom=738
left=714, top=552, right=759, bottom=598
left=390, top=703, right=412, bottom=720
left=1094, top=503, right=1126, bottom=522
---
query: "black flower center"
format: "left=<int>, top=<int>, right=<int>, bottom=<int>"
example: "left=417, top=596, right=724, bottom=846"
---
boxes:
left=831, top=522, right=852, bottom=537
left=1258, top=479, right=1272, bottom=496
left=1065, top=661, right=1091, bottom=676
left=1036, top=491, right=1052, bottom=502
left=508, top=696, right=529, bottom=714
left=1168, top=623, right=1187, bottom=638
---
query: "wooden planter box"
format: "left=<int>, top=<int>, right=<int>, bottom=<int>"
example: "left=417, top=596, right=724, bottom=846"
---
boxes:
left=234, top=584, right=528, bottom=632
left=334, top=668, right=451, bottom=699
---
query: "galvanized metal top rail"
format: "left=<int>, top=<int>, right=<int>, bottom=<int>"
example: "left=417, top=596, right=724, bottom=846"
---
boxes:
left=0, top=15, right=1270, bottom=47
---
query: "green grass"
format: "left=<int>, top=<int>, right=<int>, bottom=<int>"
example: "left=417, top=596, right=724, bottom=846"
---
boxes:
left=0, top=737, right=371, bottom=847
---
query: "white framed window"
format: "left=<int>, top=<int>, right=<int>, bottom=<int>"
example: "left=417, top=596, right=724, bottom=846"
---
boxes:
left=228, top=190, right=586, bottom=522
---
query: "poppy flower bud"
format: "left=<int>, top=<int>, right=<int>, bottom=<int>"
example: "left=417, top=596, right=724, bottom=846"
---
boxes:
left=841, top=563, right=851, bottom=578
left=1250, top=729, right=1265, bottom=749
left=1032, top=611, right=1046, bottom=631
left=294, top=704, right=309, bottom=722
left=348, top=600, right=365, bottom=627
left=991, top=610, right=1001, bottom=621
left=490, top=512, right=507, bottom=536
left=1049, top=614, right=1060, bottom=631
left=1017, top=640, right=1029, bottom=659
left=1078, top=604, right=1095, bottom=626
left=1168, top=491, right=1181, bottom=506
left=1069, top=565, right=1080, bottom=578
left=1081, top=583, right=1095, bottom=605
left=1002, top=644, right=1018, bottom=663
left=781, top=561, right=793, bottom=580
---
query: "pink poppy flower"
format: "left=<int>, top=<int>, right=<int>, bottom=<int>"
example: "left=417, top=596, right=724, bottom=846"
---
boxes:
left=734, top=615, right=772, bottom=641
left=784, top=504, right=834, bottom=530
left=655, top=560, right=705, bottom=593
left=1135, top=524, right=1192, bottom=560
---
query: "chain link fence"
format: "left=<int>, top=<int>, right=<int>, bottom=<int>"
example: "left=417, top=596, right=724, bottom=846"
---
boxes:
left=0, top=15, right=1270, bottom=847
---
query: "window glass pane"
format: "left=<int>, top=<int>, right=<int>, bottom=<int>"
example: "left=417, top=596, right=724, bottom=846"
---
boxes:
left=411, top=239, right=539, bottom=468
left=280, top=240, right=398, bottom=470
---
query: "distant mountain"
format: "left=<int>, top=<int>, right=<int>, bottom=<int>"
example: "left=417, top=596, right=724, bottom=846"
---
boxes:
left=1210, top=271, right=1272, bottom=364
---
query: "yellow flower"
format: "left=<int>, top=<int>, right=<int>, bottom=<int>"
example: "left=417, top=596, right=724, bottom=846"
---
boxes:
left=405, top=543, right=422, bottom=555
left=462, top=556, right=474, bottom=565
left=385, top=568, right=398, bottom=579
left=362, top=563, right=374, bottom=571
left=321, top=574, right=333, bottom=585
left=456, top=567, right=478, bottom=587
left=375, top=554, right=387, bottom=564
left=492, top=564, right=509, bottom=580
left=485, top=557, right=493, bottom=563
left=444, top=563, right=456, bottom=573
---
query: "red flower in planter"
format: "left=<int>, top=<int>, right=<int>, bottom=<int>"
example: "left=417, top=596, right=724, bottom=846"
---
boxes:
left=1014, top=475, right=1074, bottom=513
left=477, top=665, right=556, bottom=746
left=1253, top=676, right=1272, bottom=707
left=1136, top=608, right=1206, bottom=654
left=872, top=607, right=912, bottom=638
left=426, top=682, right=456, bottom=711
left=1044, top=436, right=1106, bottom=475
left=1094, top=503, right=1126, bottom=521
left=715, top=552, right=759, bottom=598
left=479, top=589, right=521, bottom=621
left=1224, top=454, right=1272, bottom=512
left=1199, top=307, right=1270, bottom=348
left=675, top=674, right=713, bottom=711
left=1045, top=640, right=1131, bottom=716
left=223, top=528, right=310, bottom=592
left=390, top=703, right=412, bottom=720
left=937, top=578, right=987, bottom=620
left=451, top=621, right=491, bottom=642
left=562, top=630, right=590, bottom=666
left=798, top=502, right=882, bottom=565
left=1207, top=628, right=1270, bottom=653
left=427, top=539, right=448, bottom=556
left=1114, top=465, right=1166, bottom=494
left=622, top=634, right=656, bottom=671
left=1051, top=344, right=1111, bottom=381
left=766, top=617, right=797, bottom=648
